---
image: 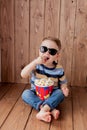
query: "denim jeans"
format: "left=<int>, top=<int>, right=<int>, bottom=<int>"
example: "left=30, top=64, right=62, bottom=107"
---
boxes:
left=22, top=88, right=65, bottom=111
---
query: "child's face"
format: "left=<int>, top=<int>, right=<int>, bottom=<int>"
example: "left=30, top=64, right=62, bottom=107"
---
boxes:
left=39, top=39, right=60, bottom=66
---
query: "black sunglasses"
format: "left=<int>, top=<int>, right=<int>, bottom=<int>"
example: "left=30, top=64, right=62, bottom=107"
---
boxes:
left=40, top=46, right=59, bottom=56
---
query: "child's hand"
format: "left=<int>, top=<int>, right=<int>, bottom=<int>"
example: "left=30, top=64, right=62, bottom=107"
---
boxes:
left=35, top=56, right=43, bottom=64
left=61, top=86, right=69, bottom=97
left=36, top=56, right=49, bottom=65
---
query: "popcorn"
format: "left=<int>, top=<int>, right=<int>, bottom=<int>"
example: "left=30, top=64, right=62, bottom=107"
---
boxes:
left=35, top=78, right=54, bottom=87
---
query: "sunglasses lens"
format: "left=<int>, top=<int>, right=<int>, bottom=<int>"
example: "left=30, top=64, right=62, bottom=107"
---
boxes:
left=49, top=49, right=57, bottom=55
left=40, top=46, right=48, bottom=53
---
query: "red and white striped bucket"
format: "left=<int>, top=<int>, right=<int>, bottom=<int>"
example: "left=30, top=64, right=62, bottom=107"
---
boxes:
left=36, top=85, right=53, bottom=100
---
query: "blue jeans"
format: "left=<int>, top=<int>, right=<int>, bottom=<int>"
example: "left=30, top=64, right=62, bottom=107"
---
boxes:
left=22, top=88, right=65, bottom=111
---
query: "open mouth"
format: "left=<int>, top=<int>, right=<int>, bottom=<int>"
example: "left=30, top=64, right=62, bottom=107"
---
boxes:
left=46, top=57, right=49, bottom=60
left=44, top=57, right=50, bottom=62
left=42, top=56, right=50, bottom=62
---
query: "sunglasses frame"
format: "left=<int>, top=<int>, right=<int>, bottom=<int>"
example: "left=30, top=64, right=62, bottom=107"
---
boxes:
left=40, top=46, right=59, bottom=56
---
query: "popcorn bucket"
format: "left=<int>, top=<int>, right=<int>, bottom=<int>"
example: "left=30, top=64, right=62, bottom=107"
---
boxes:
left=35, top=85, right=53, bottom=100
left=35, top=78, right=54, bottom=100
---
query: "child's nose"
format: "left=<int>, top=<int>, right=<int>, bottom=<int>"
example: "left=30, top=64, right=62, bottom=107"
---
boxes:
left=45, top=50, right=50, bottom=55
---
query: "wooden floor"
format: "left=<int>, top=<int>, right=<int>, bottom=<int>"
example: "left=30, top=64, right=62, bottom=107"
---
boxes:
left=0, top=83, right=87, bottom=130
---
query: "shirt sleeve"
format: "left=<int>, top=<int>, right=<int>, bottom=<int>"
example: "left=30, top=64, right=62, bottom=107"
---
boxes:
left=59, top=74, right=67, bottom=85
left=56, top=65, right=68, bottom=85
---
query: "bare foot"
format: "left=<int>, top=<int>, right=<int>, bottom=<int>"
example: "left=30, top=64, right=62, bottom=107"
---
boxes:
left=51, top=109, right=60, bottom=120
left=36, top=111, right=51, bottom=122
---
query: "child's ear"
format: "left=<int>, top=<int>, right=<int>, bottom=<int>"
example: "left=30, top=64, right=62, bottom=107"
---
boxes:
left=53, top=60, right=58, bottom=65
left=57, top=52, right=61, bottom=58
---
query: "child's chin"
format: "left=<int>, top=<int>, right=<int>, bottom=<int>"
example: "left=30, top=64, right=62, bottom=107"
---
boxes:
left=45, top=61, right=53, bottom=65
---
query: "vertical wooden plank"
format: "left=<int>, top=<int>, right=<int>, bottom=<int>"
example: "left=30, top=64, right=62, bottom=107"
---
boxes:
left=29, top=0, right=44, bottom=61
left=0, top=0, right=14, bottom=82
left=0, top=0, right=1, bottom=82
left=72, top=87, right=87, bottom=130
left=15, top=0, right=29, bottom=83
left=71, top=0, right=87, bottom=86
left=59, top=0, right=76, bottom=85
left=0, top=3, right=1, bottom=82
left=44, top=0, right=60, bottom=37
left=0, top=41, right=1, bottom=82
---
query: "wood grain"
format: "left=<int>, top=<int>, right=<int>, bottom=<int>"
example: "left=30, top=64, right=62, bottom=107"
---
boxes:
left=0, top=83, right=25, bottom=127
left=59, top=0, right=76, bottom=85
left=72, top=87, right=87, bottom=130
left=15, top=0, right=29, bottom=83
left=44, top=0, right=60, bottom=37
left=1, top=94, right=32, bottom=130
left=0, top=83, right=87, bottom=130
left=0, top=0, right=1, bottom=82
left=0, top=41, right=1, bottom=82
left=0, top=0, right=87, bottom=87
left=71, top=0, right=87, bottom=86
left=0, top=0, right=14, bottom=82
left=25, top=109, right=50, bottom=130
left=0, top=83, right=10, bottom=100
left=29, top=0, right=44, bottom=61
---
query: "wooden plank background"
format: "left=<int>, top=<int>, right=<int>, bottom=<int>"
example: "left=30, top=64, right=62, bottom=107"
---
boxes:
left=0, top=0, right=14, bottom=82
left=0, top=0, right=87, bottom=87
left=71, top=0, right=87, bottom=86
left=0, top=2, right=1, bottom=81
left=15, top=0, right=29, bottom=83
left=0, top=45, right=1, bottom=82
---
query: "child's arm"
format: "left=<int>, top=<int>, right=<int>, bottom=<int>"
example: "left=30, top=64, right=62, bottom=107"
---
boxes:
left=21, top=56, right=44, bottom=78
left=21, top=59, right=37, bottom=78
